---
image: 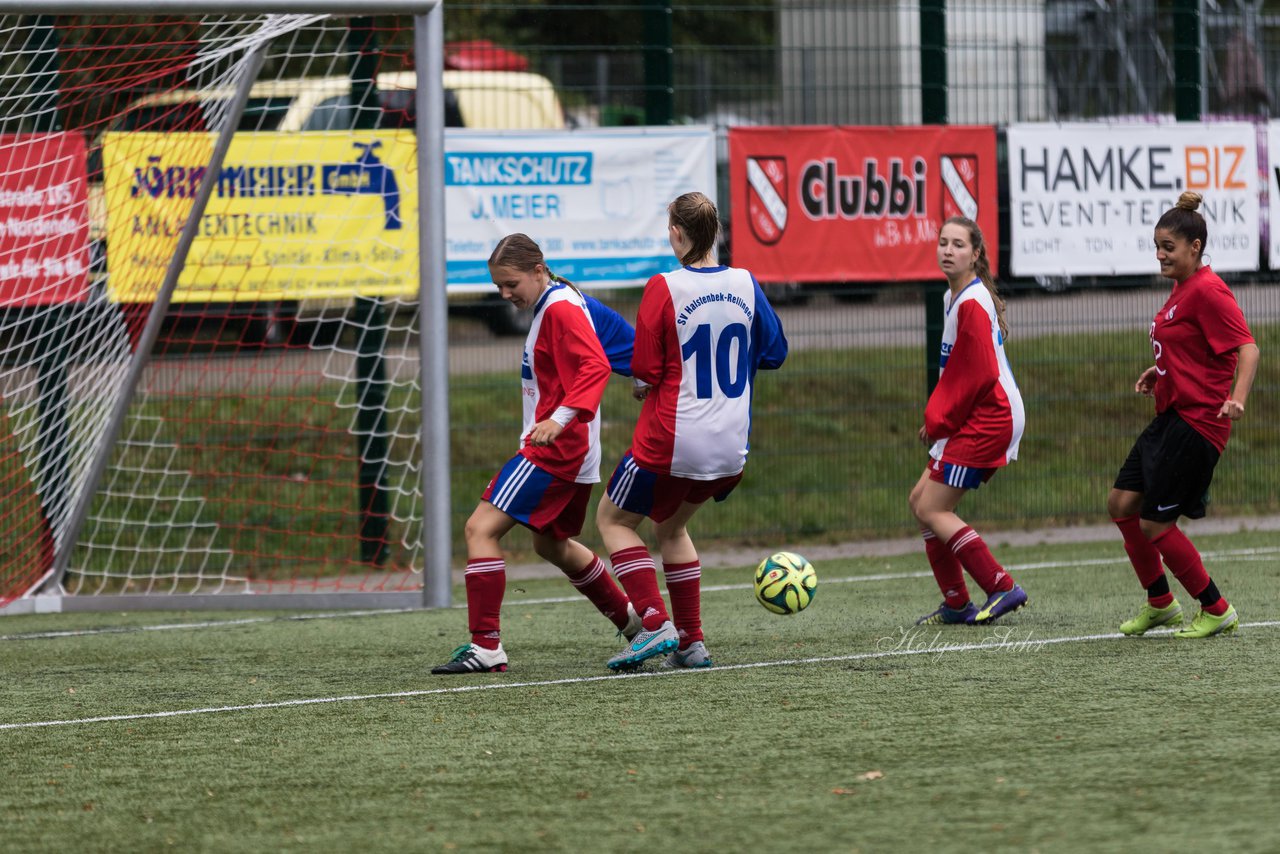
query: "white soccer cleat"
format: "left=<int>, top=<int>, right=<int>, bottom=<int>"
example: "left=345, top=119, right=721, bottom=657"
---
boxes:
left=431, top=643, right=508, bottom=674
left=607, top=620, right=678, bottom=671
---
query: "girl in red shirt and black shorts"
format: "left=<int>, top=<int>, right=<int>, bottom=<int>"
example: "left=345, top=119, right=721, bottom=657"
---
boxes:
left=1109, top=192, right=1259, bottom=639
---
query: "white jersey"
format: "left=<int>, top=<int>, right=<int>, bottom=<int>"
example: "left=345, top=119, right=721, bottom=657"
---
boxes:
left=630, top=265, right=788, bottom=479
left=518, top=283, right=612, bottom=483
left=926, top=280, right=1024, bottom=467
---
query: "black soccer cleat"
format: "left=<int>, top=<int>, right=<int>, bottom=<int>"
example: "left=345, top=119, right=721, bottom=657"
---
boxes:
left=431, top=643, right=509, bottom=674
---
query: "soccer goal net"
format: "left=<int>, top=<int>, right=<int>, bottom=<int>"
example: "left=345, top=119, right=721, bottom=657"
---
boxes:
left=0, top=3, right=450, bottom=613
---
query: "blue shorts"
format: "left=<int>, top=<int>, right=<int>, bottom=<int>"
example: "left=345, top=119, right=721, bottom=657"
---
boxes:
left=606, top=451, right=742, bottom=523
left=928, top=458, right=996, bottom=490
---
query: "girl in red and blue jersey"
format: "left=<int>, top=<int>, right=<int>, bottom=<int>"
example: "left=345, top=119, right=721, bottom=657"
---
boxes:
left=598, top=191, right=788, bottom=671
left=911, top=216, right=1028, bottom=627
left=433, top=234, right=641, bottom=674
left=1109, top=192, right=1258, bottom=639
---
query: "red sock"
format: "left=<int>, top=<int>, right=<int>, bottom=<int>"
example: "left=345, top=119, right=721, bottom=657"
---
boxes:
left=1149, top=527, right=1229, bottom=615
left=1113, top=515, right=1172, bottom=606
left=1203, top=597, right=1230, bottom=616
left=663, top=560, right=703, bottom=647
left=1149, top=526, right=1210, bottom=599
left=610, top=546, right=669, bottom=630
left=922, top=528, right=969, bottom=608
left=464, top=557, right=505, bottom=649
left=1113, top=515, right=1164, bottom=587
left=566, top=553, right=632, bottom=630
left=948, top=526, right=1014, bottom=596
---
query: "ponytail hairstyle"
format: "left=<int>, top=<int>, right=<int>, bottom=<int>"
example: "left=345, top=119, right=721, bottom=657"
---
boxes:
left=943, top=215, right=1008, bottom=340
left=1156, top=191, right=1207, bottom=259
left=667, top=191, right=720, bottom=267
left=488, top=232, right=580, bottom=294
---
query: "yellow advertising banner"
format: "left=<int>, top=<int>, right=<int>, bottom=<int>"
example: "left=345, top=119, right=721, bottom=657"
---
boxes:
left=102, top=131, right=419, bottom=303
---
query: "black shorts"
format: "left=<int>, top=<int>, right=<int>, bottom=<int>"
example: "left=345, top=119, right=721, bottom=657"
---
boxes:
left=1114, top=410, right=1220, bottom=523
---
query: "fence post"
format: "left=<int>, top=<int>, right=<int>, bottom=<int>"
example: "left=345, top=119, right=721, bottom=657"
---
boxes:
left=1173, top=0, right=1204, bottom=121
left=643, top=0, right=674, bottom=125
left=921, top=0, right=947, bottom=395
left=348, top=16, right=392, bottom=565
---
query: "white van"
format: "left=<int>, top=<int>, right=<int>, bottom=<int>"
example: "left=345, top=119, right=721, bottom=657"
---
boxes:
left=105, top=70, right=565, bottom=134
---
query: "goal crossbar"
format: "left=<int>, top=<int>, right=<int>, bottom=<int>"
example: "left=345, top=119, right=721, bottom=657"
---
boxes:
left=0, top=2, right=439, bottom=13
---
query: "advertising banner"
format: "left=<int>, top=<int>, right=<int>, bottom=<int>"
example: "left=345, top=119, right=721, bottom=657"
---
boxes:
left=443, top=127, right=716, bottom=291
left=0, top=133, right=90, bottom=306
left=728, top=126, right=998, bottom=282
left=103, top=131, right=418, bottom=303
left=1008, top=123, right=1259, bottom=276
left=1266, top=120, right=1280, bottom=269
left=104, top=128, right=716, bottom=300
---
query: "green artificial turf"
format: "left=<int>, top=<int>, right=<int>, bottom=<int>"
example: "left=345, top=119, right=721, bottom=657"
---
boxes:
left=4, top=531, right=1278, bottom=852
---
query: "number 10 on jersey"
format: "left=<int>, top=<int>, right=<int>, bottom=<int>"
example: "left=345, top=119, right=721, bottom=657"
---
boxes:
left=682, top=322, right=749, bottom=399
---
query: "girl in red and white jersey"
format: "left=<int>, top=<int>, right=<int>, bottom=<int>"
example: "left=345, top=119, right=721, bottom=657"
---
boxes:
left=911, top=216, right=1028, bottom=627
left=1109, top=192, right=1258, bottom=639
left=598, top=191, right=788, bottom=671
left=433, top=234, right=641, bottom=674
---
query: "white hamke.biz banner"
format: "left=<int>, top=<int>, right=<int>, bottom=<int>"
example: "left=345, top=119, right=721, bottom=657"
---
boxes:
left=1267, top=121, right=1280, bottom=269
left=1008, top=123, right=1259, bottom=277
left=443, top=127, right=716, bottom=292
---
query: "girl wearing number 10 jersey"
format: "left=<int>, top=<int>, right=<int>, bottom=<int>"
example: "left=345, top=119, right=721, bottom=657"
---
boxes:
left=598, top=191, right=789, bottom=671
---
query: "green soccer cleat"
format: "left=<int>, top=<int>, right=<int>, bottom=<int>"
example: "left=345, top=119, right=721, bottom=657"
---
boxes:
left=1119, top=600, right=1184, bottom=636
left=1173, top=605, right=1239, bottom=639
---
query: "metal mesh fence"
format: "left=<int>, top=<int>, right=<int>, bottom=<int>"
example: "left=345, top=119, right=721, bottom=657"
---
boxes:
left=447, top=279, right=1279, bottom=555
left=2, top=4, right=1272, bottom=570
left=447, top=2, right=1280, bottom=126
left=441, top=1, right=1279, bottom=557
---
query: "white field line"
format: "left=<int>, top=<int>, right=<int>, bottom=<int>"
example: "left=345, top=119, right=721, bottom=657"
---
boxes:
left=3, top=546, right=1278, bottom=642
left=4, top=620, right=1278, bottom=732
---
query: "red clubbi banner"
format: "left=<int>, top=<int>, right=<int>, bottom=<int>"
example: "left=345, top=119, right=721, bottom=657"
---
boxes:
left=729, top=125, right=998, bottom=282
left=0, top=133, right=90, bottom=306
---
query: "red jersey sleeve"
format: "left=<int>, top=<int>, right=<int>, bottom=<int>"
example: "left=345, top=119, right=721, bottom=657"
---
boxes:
left=543, top=299, right=611, bottom=423
left=633, top=274, right=673, bottom=387
left=924, top=300, right=998, bottom=439
left=1199, top=282, right=1254, bottom=357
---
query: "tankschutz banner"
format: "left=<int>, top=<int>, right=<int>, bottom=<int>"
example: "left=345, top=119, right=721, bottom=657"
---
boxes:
left=443, top=127, right=716, bottom=292
left=1008, top=122, right=1260, bottom=277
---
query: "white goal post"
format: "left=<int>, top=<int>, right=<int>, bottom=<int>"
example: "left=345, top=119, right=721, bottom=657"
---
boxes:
left=0, top=1, right=450, bottom=614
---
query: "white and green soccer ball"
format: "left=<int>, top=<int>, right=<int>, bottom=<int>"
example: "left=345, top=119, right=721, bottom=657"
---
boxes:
left=753, top=551, right=817, bottom=615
